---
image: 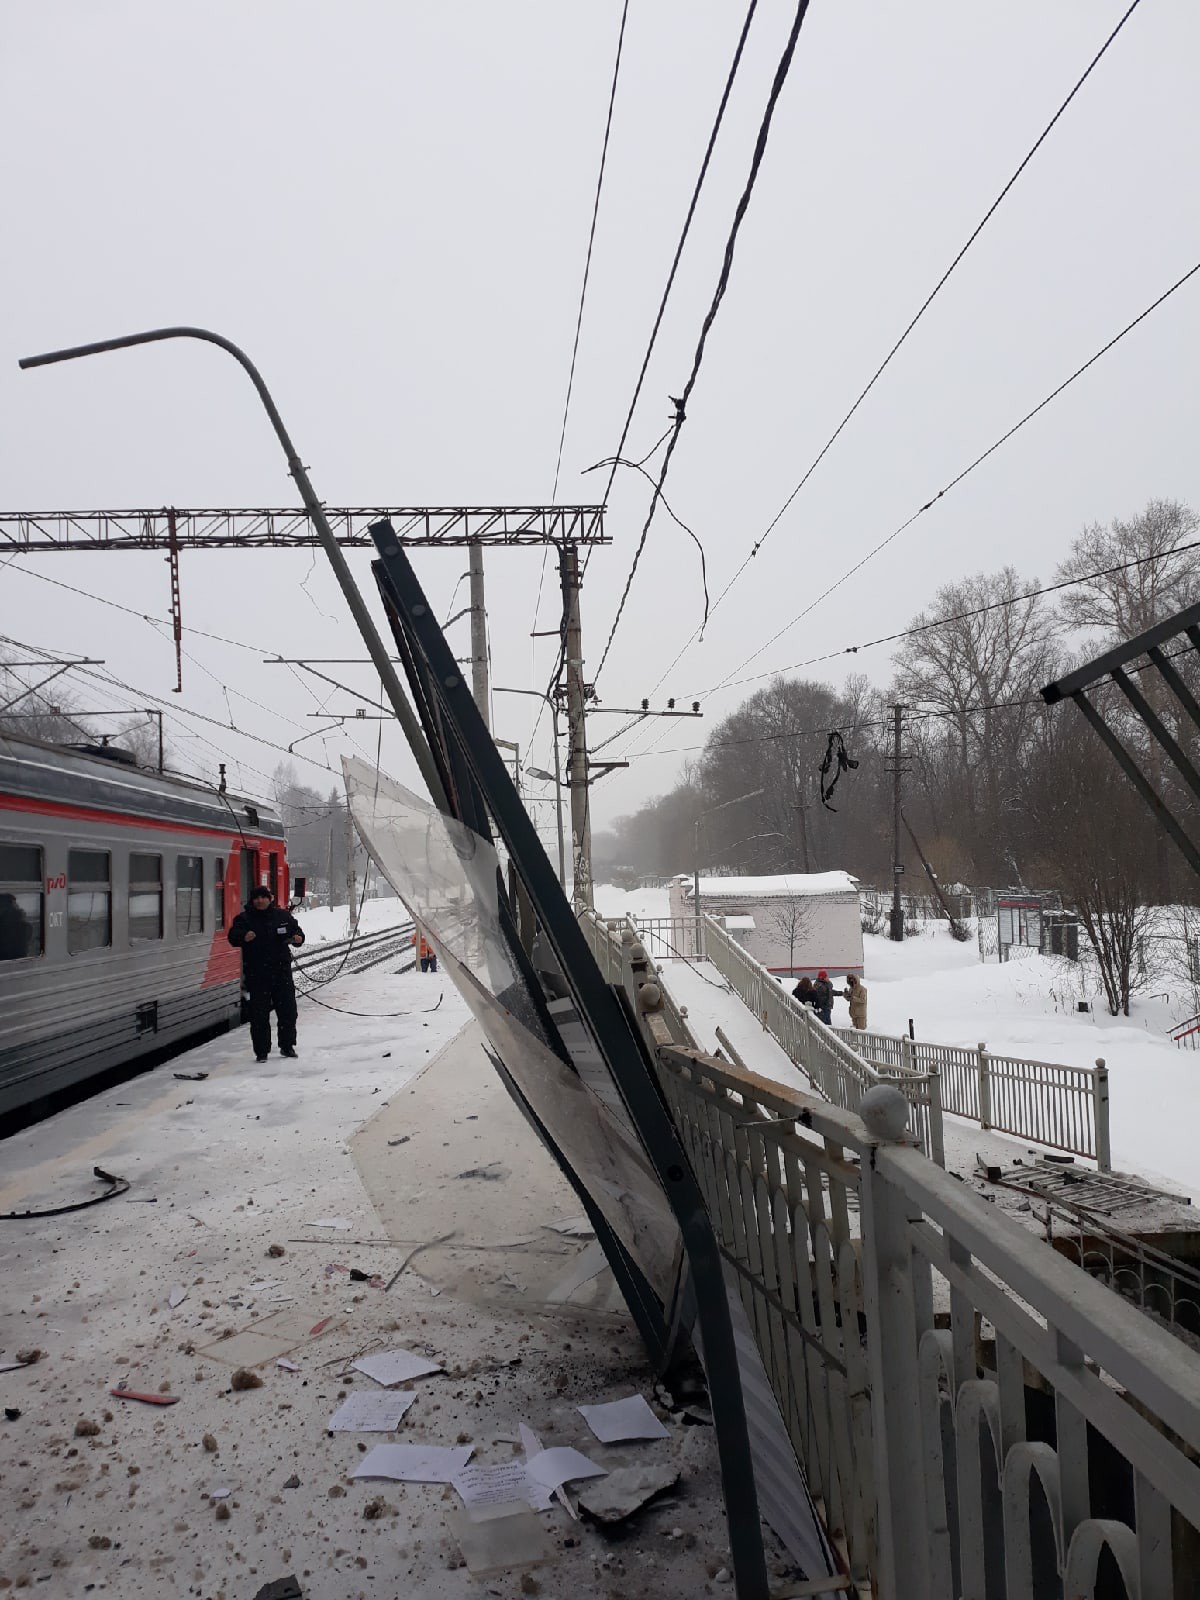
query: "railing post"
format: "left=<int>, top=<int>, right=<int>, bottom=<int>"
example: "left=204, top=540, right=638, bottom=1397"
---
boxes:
left=977, top=1041, right=992, bottom=1131
left=927, top=1064, right=945, bottom=1169
left=1094, top=1057, right=1111, bottom=1172
left=858, top=1095, right=932, bottom=1599
left=901, top=1034, right=915, bottom=1075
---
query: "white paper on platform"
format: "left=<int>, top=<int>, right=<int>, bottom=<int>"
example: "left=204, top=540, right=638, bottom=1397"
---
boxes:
left=352, top=1348, right=442, bottom=1387
left=168, top=1285, right=188, bottom=1309
left=525, top=1446, right=606, bottom=1492
left=352, top=1443, right=474, bottom=1483
left=308, top=1218, right=352, bottom=1230
left=577, top=1394, right=670, bottom=1444
left=327, top=1391, right=417, bottom=1432
left=452, top=1461, right=535, bottom=1510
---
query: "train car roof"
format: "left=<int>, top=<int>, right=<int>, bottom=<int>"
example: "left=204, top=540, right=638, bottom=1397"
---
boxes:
left=0, top=731, right=285, bottom=840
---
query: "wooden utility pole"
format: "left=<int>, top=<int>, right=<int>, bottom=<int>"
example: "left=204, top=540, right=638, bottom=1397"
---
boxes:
left=559, top=542, right=592, bottom=910
left=468, top=543, right=490, bottom=731
left=890, top=703, right=905, bottom=942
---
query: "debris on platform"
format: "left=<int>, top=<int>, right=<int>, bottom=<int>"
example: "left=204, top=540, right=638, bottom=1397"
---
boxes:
left=577, top=1463, right=681, bottom=1524
left=253, top=1578, right=303, bottom=1600
left=230, top=1368, right=263, bottom=1391
left=450, top=1503, right=553, bottom=1577
left=110, top=1387, right=181, bottom=1406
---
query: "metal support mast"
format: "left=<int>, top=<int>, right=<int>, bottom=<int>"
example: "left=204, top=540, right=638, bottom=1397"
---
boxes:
left=468, top=544, right=490, bottom=731
left=890, top=703, right=905, bottom=942
left=167, top=508, right=183, bottom=693
left=345, top=803, right=358, bottom=932
left=559, top=542, right=591, bottom=911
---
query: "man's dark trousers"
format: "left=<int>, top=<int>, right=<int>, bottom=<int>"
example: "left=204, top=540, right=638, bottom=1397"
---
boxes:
left=249, top=973, right=297, bottom=1057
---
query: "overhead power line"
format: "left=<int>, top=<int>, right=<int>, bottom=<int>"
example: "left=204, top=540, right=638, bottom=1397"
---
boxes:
left=639, top=0, right=1147, bottom=700
left=712, top=535, right=1200, bottom=694
left=593, top=0, right=814, bottom=685
left=700, top=255, right=1200, bottom=700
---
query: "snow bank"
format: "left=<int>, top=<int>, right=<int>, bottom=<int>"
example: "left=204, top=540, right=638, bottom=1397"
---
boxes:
left=860, top=925, right=1200, bottom=1201
left=297, top=895, right=410, bottom=945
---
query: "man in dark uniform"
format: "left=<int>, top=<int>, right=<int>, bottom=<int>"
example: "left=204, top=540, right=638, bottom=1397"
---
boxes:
left=227, top=886, right=305, bottom=1062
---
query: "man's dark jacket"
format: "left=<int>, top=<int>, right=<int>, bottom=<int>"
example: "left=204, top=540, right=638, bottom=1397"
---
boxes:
left=227, top=897, right=305, bottom=985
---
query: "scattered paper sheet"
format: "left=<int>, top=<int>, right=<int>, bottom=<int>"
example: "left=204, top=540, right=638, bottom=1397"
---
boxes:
left=327, top=1391, right=417, bottom=1432
left=452, top=1461, right=535, bottom=1510
left=577, top=1395, right=670, bottom=1444
left=209, top=1485, right=233, bottom=1499
left=0, top=1363, right=27, bottom=1374
left=517, top=1422, right=554, bottom=1510
left=276, top=1359, right=300, bottom=1372
left=353, top=1443, right=474, bottom=1483
left=525, top=1447, right=606, bottom=1493
left=308, top=1218, right=352, bottom=1230
left=168, top=1286, right=188, bottom=1309
left=352, top=1348, right=442, bottom=1387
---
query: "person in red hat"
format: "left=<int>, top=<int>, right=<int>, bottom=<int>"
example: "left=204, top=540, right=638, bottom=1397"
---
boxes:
left=811, top=969, right=834, bottom=1025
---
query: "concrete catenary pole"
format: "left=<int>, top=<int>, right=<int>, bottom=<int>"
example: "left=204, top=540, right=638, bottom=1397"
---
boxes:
left=890, top=702, right=905, bottom=942
left=558, top=542, right=592, bottom=910
left=468, top=543, right=490, bottom=731
left=345, top=804, right=358, bottom=932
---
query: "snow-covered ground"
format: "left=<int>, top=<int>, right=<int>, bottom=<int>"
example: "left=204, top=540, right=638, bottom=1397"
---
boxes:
left=297, top=895, right=411, bottom=945
left=592, top=883, right=672, bottom=922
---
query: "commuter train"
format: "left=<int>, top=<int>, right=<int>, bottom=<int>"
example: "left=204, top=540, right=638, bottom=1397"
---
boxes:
left=0, top=733, right=290, bottom=1120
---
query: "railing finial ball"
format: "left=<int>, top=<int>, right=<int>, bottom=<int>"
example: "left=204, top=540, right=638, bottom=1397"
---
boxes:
left=860, top=1085, right=910, bottom=1142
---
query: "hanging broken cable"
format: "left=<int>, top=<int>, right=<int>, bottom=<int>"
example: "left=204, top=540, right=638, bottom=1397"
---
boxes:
left=818, top=730, right=858, bottom=811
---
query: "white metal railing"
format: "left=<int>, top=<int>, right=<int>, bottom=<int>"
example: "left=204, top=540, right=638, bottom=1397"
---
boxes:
left=834, top=1022, right=1111, bottom=1170
left=689, top=911, right=944, bottom=1165
left=655, top=1043, right=1200, bottom=1599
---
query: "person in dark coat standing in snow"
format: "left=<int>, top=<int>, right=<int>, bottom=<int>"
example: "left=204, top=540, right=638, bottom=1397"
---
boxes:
left=227, top=885, right=305, bottom=1062
left=792, top=975, right=816, bottom=1010
left=811, top=969, right=835, bottom=1026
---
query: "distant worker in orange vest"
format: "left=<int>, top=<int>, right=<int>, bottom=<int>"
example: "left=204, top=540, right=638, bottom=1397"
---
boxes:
left=413, top=925, right=437, bottom=974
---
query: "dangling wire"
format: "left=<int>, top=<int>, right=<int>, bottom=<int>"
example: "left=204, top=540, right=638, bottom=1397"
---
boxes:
left=818, top=730, right=858, bottom=811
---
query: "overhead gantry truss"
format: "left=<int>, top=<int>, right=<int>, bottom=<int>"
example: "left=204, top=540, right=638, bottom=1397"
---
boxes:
left=0, top=505, right=608, bottom=552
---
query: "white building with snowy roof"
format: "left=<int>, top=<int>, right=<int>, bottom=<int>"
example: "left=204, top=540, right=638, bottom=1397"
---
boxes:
left=669, top=871, right=863, bottom=980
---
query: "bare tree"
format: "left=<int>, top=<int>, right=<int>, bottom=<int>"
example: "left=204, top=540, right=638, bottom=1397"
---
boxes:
left=894, top=567, right=1061, bottom=880
left=1055, top=499, right=1200, bottom=640
left=765, top=897, right=812, bottom=977
left=0, top=650, right=95, bottom=746
left=1024, top=713, right=1156, bottom=1016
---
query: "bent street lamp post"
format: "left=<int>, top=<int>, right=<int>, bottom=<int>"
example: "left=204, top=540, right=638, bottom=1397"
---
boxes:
left=18, top=326, right=446, bottom=809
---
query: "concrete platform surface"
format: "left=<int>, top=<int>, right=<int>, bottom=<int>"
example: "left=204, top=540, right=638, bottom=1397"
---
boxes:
left=0, top=963, right=762, bottom=1599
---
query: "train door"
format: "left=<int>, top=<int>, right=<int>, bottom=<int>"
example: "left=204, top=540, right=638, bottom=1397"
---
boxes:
left=240, top=848, right=257, bottom=907
left=268, top=851, right=278, bottom=904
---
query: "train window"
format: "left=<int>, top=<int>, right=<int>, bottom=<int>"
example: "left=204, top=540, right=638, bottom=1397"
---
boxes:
left=215, top=857, right=226, bottom=929
left=128, top=853, right=163, bottom=943
left=176, top=855, right=204, bottom=937
left=68, top=849, right=112, bottom=954
left=0, top=843, right=43, bottom=961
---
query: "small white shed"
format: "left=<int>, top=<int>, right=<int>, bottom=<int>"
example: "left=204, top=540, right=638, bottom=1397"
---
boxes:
left=670, top=871, right=863, bottom=979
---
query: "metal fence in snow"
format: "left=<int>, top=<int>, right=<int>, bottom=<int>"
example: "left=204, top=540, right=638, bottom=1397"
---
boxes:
left=834, top=1024, right=1110, bottom=1170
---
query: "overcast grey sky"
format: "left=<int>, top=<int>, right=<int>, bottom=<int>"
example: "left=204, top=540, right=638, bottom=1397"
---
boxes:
left=4, top=2, right=1199, bottom=836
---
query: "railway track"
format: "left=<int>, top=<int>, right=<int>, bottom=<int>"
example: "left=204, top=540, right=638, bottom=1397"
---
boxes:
left=293, top=921, right=416, bottom=982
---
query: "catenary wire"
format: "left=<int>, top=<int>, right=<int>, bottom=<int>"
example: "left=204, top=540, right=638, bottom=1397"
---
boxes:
left=550, top=0, right=632, bottom=504
left=636, top=0, right=1148, bottom=705
left=593, top=0, right=814, bottom=685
